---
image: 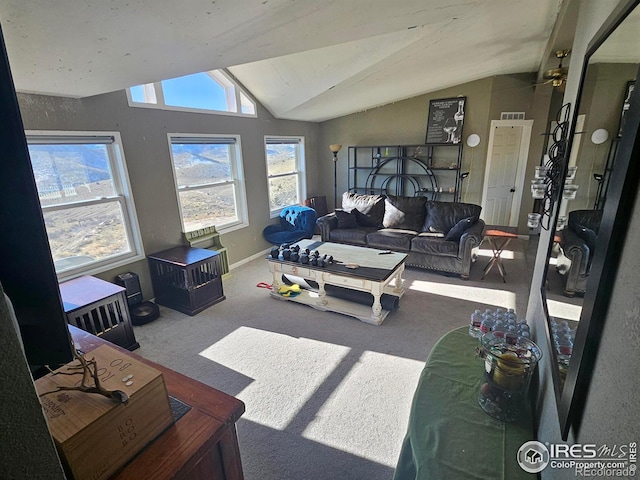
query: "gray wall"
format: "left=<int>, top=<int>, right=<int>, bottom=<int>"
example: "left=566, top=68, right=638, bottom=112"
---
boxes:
left=528, top=1, right=640, bottom=479
left=571, top=63, right=638, bottom=210
left=18, top=90, right=320, bottom=299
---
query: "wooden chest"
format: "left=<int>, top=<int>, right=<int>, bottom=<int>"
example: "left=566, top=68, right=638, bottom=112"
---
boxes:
left=148, top=246, right=225, bottom=315
left=59, top=276, right=139, bottom=351
left=35, top=344, right=173, bottom=480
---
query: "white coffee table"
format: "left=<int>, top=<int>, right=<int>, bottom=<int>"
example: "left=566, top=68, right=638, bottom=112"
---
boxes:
left=266, top=240, right=407, bottom=325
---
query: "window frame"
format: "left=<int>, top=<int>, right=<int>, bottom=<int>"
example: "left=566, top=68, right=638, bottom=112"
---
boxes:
left=167, top=133, right=249, bottom=234
left=127, top=69, right=257, bottom=118
left=264, top=136, right=307, bottom=218
left=25, top=130, right=145, bottom=281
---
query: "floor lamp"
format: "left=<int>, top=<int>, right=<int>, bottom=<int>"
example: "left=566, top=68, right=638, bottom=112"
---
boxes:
left=330, top=144, right=342, bottom=208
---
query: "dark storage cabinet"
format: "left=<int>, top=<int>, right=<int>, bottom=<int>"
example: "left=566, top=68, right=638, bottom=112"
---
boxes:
left=148, top=246, right=225, bottom=316
left=59, top=276, right=140, bottom=351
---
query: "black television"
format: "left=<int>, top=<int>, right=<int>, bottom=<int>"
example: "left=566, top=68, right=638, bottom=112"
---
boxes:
left=0, top=24, right=74, bottom=370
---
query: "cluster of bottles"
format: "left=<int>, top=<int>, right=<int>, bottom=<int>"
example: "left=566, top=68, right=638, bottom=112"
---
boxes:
left=469, top=307, right=530, bottom=340
left=550, top=318, right=574, bottom=365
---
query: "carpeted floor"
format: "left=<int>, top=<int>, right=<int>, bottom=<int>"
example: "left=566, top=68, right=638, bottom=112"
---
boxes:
left=132, top=236, right=536, bottom=480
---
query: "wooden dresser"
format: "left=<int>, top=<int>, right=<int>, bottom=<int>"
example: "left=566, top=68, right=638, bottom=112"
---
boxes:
left=69, top=326, right=245, bottom=480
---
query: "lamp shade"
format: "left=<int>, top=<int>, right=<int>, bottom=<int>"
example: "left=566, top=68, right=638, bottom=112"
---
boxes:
left=329, top=144, right=342, bottom=154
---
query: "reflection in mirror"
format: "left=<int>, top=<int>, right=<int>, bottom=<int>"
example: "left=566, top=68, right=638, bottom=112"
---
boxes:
left=541, top=0, right=640, bottom=438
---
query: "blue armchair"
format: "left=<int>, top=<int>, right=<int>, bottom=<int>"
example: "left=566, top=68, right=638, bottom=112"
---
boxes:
left=263, top=205, right=317, bottom=245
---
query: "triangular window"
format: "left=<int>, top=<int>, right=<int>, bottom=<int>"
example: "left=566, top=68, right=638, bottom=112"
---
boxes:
left=127, top=69, right=256, bottom=117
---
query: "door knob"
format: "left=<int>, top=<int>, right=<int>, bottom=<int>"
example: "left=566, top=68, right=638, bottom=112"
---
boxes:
left=510, top=188, right=516, bottom=192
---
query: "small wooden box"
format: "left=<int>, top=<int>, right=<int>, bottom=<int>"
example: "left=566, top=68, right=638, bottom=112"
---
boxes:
left=35, top=345, right=173, bottom=480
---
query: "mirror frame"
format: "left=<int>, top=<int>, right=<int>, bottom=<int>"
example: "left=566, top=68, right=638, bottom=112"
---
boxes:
left=548, top=0, right=640, bottom=440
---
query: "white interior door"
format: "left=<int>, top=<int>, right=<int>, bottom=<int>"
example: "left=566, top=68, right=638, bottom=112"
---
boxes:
left=481, top=120, right=533, bottom=226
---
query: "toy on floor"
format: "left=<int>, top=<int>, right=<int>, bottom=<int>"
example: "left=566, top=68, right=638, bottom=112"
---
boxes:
left=277, top=284, right=301, bottom=297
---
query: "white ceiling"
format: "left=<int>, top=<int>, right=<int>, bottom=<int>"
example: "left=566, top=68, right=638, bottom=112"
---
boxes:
left=590, top=4, right=640, bottom=64
left=1, top=0, right=563, bottom=122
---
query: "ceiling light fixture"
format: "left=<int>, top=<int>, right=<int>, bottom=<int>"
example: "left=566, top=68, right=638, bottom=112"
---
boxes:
left=543, top=50, right=571, bottom=87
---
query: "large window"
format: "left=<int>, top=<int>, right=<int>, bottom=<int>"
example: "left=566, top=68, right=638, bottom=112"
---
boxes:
left=26, top=131, right=144, bottom=278
left=265, top=136, right=306, bottom=215
left=168, top=134, right=248, bottom=233
left=128, top=69, right=256, bottom=116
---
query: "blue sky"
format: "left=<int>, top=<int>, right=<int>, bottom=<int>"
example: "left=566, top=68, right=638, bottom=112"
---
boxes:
left=131, top=72, right=227, bottom=111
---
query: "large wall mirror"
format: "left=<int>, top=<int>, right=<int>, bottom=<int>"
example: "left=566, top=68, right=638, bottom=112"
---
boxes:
left=541, top=0, right=640, bottom=440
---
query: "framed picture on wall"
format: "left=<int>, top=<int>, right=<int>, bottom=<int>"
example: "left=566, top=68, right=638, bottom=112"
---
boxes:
left=618, top=80, right=635, bottom=137
left=425, top=97, right=466, bottom=144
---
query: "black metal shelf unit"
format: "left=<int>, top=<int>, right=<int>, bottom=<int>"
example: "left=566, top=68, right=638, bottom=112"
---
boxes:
left=595, top=137, right=620, bottom=210
left=347, top=144, right=463, bottom=201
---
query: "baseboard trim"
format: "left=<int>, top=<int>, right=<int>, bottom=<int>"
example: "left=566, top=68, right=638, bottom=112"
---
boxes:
left=229, top=247, right=271, bottom=271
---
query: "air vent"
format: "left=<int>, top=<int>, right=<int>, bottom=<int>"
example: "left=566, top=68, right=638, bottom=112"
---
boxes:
left=500, top=112, right=525, bottom=120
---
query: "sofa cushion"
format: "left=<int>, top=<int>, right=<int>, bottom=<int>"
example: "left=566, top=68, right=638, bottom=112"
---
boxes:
left=423, top=201, right=481, bottom=234
left=342, top=192, right=385, bottom=228
left=444, top=216, right=476, bottom=242
left=334, top=209, right=359, bottom=229
left=411, top=234, right=459, bottom=257
left=382, top=195, right=427, bottom=231
left=329, top=227, right=377, bottom=246
left=568, top=209, right=602, bottom=233
left=365, top=229, right=416, bottom=251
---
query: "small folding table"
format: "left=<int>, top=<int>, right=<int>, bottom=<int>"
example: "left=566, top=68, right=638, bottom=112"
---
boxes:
left=481, top=226, right=519, bottom=282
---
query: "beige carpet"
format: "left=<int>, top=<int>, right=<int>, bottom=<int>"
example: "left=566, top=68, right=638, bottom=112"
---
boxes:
left=132, top=237, right=535, bottom=480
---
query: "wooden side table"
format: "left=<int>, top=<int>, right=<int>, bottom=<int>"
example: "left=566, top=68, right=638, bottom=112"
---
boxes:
left=59, top=275, right=140, bottom=351
left=69, top=326, right=245, bottom=480
left=481, top=226, right=519, bottom=283
left=148, top=246, right=225, bottom=316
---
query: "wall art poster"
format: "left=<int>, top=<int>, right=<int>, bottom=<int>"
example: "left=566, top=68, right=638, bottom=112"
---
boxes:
left=619, top=80, right=635, bottom=137
left=425, top=97, right=466, bottom=144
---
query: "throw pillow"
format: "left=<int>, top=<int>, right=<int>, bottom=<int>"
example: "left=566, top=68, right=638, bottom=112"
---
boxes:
left=382, top=196, right=427, bottom=231
left=342, top=192, right=385, bottom=228
left=334, top=209, right=358, bottom=229
left=354, top=209, right=382, bottom=227
left=423, top=200, right=482, bottom=235
left=444, top=216, right=477, bottom=241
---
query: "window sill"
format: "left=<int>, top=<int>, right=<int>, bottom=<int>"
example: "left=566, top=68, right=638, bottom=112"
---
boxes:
left=56, top=252, right=146, bottom=283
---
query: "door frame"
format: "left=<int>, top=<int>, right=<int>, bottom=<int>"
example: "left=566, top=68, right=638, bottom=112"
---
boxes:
left=481, top=119, right=534, bottom=226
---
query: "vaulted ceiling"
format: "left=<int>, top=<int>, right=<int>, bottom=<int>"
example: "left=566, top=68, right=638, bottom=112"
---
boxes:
left=1, top=0, right=564, bottom=122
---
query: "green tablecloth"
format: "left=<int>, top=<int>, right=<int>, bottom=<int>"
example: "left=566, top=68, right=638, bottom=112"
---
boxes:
left=393, top=327, right=535, bottom=480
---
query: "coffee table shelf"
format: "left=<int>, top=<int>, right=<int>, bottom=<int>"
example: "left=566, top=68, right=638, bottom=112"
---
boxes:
left=269, top=285, right=400, bottom=325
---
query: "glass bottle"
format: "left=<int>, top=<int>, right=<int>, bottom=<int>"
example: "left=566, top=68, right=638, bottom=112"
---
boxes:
left=480, top=315, right=495, bottom=335
left=469, top=310, right=483, bottom=338
left=493, top=320, right=508, bottom=338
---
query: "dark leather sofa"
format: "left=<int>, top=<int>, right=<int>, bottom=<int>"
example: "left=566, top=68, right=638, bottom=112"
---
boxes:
left=316, top=192, right=485, bottom=279
left=556, top=209, right=603, bottom=296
